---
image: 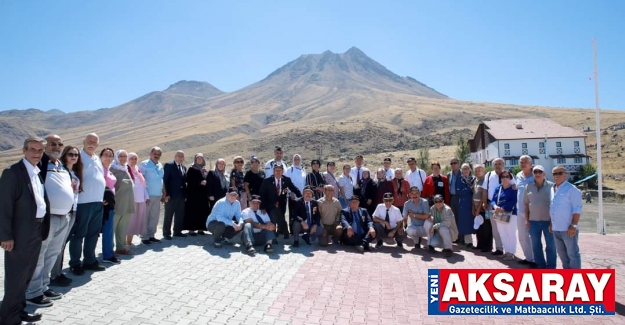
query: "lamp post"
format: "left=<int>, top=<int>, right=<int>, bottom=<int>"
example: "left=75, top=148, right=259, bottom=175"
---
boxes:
left=593, top=39, right=605, bottom=235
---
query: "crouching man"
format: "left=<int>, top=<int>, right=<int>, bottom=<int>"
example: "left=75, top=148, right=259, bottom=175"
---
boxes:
left=206, top=190, right=244, bottom=248
left=241, top=195, right=276, bottom=254
left=339, top=196, right=377, bottom=252
left=428, top=194, right=459, bottom=257
left=403, top=186, right=432, bottom=249
left=372, top=193, right=405, bottom=249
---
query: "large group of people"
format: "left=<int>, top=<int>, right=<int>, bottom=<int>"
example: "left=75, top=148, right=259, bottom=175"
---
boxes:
left=0, top=135, right=584, bottom=324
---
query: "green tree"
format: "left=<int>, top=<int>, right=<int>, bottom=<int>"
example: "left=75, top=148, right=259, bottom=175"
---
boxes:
left=418, top=147, right=430, bottom=173
left=510, top=165, right=522, bottom=176
left=580, top=163, right=598, bottom=189
left=455, top=136, right=472, bottom=165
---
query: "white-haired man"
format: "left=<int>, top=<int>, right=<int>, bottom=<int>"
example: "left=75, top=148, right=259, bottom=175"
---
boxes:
left=515, top=155, right=536, bottom=267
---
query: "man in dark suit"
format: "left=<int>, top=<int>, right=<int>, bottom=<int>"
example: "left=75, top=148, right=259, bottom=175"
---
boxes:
left=290, top=186, right=322, bottom=247
left=259, top=163, right=302, bottom=242
left=447, top=157, right=462, bottom=243
left=0, top=137, right=51, bottom=324
left=340, top=196, right=377, bottom=253
left=162, top=150, right=187, bottom=239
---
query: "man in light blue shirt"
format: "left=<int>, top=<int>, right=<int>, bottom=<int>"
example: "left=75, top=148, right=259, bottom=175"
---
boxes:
left=515, top=155, right=535, bottom=267
left=549, top=166, right=583, bottom=269
left=206, top=190, right=244, bottom=248
left=139, top=147, right=164, bottom=245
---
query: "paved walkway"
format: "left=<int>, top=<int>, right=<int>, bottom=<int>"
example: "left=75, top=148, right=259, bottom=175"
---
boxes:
left=1, top=232, right=624, bottom=324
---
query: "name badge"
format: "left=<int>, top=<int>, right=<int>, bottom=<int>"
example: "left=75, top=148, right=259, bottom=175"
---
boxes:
left=438, top=182, right=444, bottom=187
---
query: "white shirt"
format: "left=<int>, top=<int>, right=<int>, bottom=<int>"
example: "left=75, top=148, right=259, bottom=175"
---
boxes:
left=23, top=158, right=46, bottom=219
left=405, top=168, right=427, bottom=191
left=486, top=170, right=516, bottom=202
left=241, top=208, right=271, bottom=233
left=78, top=149, right=106, bottom=204
left=44, top=159, right=74, bottom=215
left=264, top=159, right=288, bottom=179
left=384, top=168, right=395, bottom=181
left=372, top=204, right=402, bottom=229
left=285, top=165, right=306, bottom=194
left=338, top=174, right=354, bottom=199
left=350, top=166, right=368, bottom=186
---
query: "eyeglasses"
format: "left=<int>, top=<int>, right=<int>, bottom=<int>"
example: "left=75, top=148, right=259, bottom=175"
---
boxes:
left=234, top=160, right=244, bottom=164
left=450, top=162, right=459, bottom=165
left=66, top=153, right=79, bottom=158
left=533, top=170, right=543, bottom=174
left=552, top=172, right=566, bottom=176
left=501, top=175, right=512, bottom=179
left=49, top=142, right=64, bottom=147
left=434, top=200, right=444, bottom=203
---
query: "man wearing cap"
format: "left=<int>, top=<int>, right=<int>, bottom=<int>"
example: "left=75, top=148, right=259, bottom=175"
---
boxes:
left=241, top=195, right=276, bottom=254
left=405, top=157, right=427, bottom=192
left=549, top=166, right=582, bottom=269
left=524, top=165, right=555, bottom=269
left=429, top=194, right=459, bottom=257
left=403, top=187, right=432, bottom=249
left=323, top=162, right=340, bottom=199
left=350, top=155, right=368, bottom=191
left=259, top=163, right=302, bottom=241
left=382, top=157, right=394, bottom=181
left=290, top=186, right=322, bottom=247
left=515, top=155, right=536, bottom=267
left=205, top=190, right=244, bottom=248
left=339, top=196, right=377, bottom=252
left=264, top=146, right=288, bottom=179
left=306, top=159, right=326, bottom=200
left=372, top=193, right=405, bottom=249
left=317, top=185, right=343, bottom=246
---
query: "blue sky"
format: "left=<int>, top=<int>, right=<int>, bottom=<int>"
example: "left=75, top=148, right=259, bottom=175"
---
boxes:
left=1, top=1, right=623, bottom=112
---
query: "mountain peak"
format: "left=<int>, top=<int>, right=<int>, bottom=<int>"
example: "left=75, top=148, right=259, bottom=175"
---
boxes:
left=164, top=80, right=224, bottom=98
left=260, top=48, right=447, bottom=98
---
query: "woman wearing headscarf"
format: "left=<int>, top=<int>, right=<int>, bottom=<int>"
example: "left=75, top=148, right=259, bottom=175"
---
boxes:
left=391, top=168, right=411, bottom=213
left=374, top=168, right=393, bottom=207
left=230, top=156, right=247, bottom=210
left=126, top=152, right=149, bottom=245
left=207, top=158, right=229, bottom=214
left=358, top=170, right=377, bottom=215
left=110, top=150, right=135, bottom=256
left=456, top=163, right=476, bottom=247
left=185, top=153, right=210, bottom=235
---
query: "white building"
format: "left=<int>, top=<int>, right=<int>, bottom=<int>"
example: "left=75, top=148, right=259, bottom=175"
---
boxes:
left=468, top=119, right=590, bottom=178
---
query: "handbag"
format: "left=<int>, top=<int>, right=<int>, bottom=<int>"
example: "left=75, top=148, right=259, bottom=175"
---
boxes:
left=493, top=186, right=511, bottom=224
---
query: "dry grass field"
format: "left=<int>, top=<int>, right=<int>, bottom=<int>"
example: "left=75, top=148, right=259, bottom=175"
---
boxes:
left=1, top=48, right=624, bottom=191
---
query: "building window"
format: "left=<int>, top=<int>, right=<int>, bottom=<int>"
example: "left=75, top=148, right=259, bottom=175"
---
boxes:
left=504, top=143, right=510, bottom=149
left=510, top=159, right=519, bottom=166
left=539, top=142, right=545, bottom=148
left=574, top=141, right=580, bottom=147
left=557, top=157, right=566, bottom=164
left=556, top=142, right=562, bottom=147
left=574, top=157, right=583, bottom=164
left=522, top=143, right=527, bottom=149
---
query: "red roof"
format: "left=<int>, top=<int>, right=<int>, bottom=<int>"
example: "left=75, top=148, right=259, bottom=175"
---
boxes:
left=483, top=118, right=586, bottom=140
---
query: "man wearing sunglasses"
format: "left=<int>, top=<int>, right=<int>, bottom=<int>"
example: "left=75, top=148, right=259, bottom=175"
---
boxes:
left=26, top=135, right=74, bottom=307
left=523, top=165, right=555, bottom=269
left=549, top=166, right=583, bottom=269
left=515, top=155, right=536, bottom=268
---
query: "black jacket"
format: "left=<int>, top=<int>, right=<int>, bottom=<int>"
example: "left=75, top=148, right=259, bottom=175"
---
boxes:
left=259, top=176, right=302, bottom=213
left=290, top=198, right=321, bottom=225
left=340, top=207, right=373, bottom=233
left=0, top=160, right=51, bottom=242
left=163, top=161, right=187, bottom=199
